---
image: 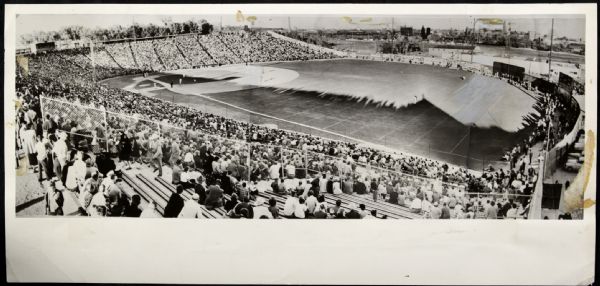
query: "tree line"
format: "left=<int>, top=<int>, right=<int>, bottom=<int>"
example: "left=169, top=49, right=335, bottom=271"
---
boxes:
left=19, top=19, right=215, bottom=45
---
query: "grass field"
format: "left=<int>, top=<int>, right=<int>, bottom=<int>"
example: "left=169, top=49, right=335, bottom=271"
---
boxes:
left=104, top=59, right=538, bottom=169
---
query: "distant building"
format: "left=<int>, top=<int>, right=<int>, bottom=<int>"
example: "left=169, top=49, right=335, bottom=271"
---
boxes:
left=16, top=44, right=35, bottom=55
left=54, top=39, right=91, bottom=50
left=400, top=26, right=413, bottom=36
left=35, top=42, right=56, bottom=53
left=427, top=44, right=477, bottom=60
left=567, top=43, right=585, bottom=54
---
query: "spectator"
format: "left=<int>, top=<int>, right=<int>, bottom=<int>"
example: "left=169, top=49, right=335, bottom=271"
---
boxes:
left=164, top=185, right=185, bottom=217
left=313, top=204, right=328, bottom=219
left=283, top=192, right=298, bottom=217
left=440, top=202, right=451, bottom=219
left=410, top=196, right=422, bottom=214
left=194, top=178, right=207, bottom=205
left=486, top=201, right=498, bottom=219
left=345, top=203, right=362, bottom=219
left=172, top=160, right=183, bottom=185
left=123, top=194, right=143, bottom=217
left=233, top=196, right=254, bottom=219
left=268, top=197, right=279, bottom=219
left=205, top=180, right=224, bottom=210
left=140, top=201, right=160, bottom=218
left=430, top=202, right=442, bottom=219
left=305, top=191, right=318, bottom=215
left=178, top=194, right=204, bottom=218
left=48, top=179, right=65, bottom=216
left=252, top=198, right=273, bottom=219
left=294, top=197, right=308, bottom=219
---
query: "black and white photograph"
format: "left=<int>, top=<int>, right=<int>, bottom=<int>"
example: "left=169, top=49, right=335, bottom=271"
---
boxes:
left=4, top=3, right=597, bottom=284
left=12, top=11, right=589, bottom=220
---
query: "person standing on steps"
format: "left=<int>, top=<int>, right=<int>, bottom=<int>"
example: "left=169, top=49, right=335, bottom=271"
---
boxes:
left=164, top=185, right=185, bottom=218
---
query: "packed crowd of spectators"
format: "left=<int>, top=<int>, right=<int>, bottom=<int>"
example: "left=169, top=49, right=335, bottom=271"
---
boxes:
left=501, top=91, right=580, bottom=169
left=91, top=31, right=339, bottom=72
left=129, top=40, right=164, bottom=71
left=16, top=31, right=582, bottom=219
left=152, top=38, right=188, bottom=70
left=173, top=35, right=218, bottom=67
left=366, top=52, right=581, bottom=169
left=103, top=42, right=138, bottom=70
left=92, top=47, right=124, bottom=70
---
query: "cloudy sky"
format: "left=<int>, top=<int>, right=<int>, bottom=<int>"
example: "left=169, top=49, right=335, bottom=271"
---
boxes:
left=16, top=14, right=586, bottom=40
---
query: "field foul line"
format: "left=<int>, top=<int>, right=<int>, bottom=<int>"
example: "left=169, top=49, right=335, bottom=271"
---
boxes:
left=164, top=84, right=373, bottom=143
left=450, top=130, right=470, bottom=153
left=407, top=119, right=446, bottom=148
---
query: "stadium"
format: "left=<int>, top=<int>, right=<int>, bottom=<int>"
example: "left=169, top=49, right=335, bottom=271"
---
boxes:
left=14, top=20, right=585, bottom=220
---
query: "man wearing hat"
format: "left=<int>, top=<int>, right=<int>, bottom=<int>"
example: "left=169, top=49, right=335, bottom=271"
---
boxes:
left=178, top=194, right=204, bottom=219
left=35, top=135, right=50, bottom=182
left=313, top=204, right=328, bottom=219
left=52, top=131, right=68, bottom=172
left=430, top=201, right=442, bottom=219
left=48, top=179, right=65, bottom=216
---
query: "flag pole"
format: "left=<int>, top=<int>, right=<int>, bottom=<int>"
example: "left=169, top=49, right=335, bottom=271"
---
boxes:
left=548, top=18, right=554, bottom=82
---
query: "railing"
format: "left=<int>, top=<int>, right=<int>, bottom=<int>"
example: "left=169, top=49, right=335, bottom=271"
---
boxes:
left=346, top=52, right=584, bottom=219
left=39, top=95, right=473, bottom=195
left=528, top=90, right=584, bottom=220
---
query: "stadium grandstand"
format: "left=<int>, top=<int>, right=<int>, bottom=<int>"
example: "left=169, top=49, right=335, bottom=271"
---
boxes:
left=14, top=24, right=582, bottom=220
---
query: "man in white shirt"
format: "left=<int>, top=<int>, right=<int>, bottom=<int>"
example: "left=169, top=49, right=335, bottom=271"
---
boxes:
left=212, top=158, right=222, bottom=174
left=294, top=197, right=308, bottom=218
left=52, top=132, right=69, bottom=168
left=220, top=156, right=230, bottom=172
left=410, top=197, right=422, bottom=213
left=505, top=203, right=518, bottom=219
left=283, top=177, right=298, bottom=192
left=255, top=180, right=273, bottom=193
left=319, top=173, right=328, bottom=194
left=183, top=151, right=194, bottom=168
left=178, top=194, right=204, bottom=218
left=66, top=152, right=87, bottom=191
left=285, top=163, right=296, bottom=179
left=269, top=162, right=281, bottom=180
left=302, top=181, right=312, bottom=198
left=35, top=136, right=49, bottom=181
left=282, top=192, right=298, bottom=217
left=305, top=191, right=318, bottom=214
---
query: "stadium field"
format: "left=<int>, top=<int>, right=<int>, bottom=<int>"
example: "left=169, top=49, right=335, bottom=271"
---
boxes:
left=103, top=59, right=538, bottom=168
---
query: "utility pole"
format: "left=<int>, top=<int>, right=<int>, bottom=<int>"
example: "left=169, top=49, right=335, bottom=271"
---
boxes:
left=391, top=17, right=394, bottom=54
left=548, top=18, right=554, bottom=82
left=288, top=16, right=291, bottom=32
left=471, top=18, right=477, bottom=63
left=507, top=22, right=511, bottom=60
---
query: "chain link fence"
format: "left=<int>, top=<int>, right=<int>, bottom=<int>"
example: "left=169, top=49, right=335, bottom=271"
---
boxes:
left=40, top=95, right=477, bottom=196
left=40, top=96, right=108, bottom=153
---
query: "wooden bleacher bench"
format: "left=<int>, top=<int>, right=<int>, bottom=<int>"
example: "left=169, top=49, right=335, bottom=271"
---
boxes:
left=260, top=189, right=416, bottom=219
left=324, top=198, right=404, bottom=219
left=135, top=173, right=217, bottom=219
left=154, top=176, right=224, bottom=218
left=153, top=175, right=223, bottom=219
left=329, top=193, right=421, bottom=219
left=253, top=191, right=289, bottom=219
left=122, top=172, right=166, bottom=216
